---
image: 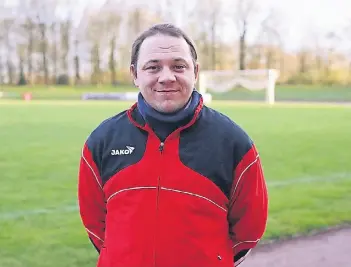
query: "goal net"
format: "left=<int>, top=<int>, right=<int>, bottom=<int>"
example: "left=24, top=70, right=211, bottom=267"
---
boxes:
left=198, top=69, right=280, bottom=104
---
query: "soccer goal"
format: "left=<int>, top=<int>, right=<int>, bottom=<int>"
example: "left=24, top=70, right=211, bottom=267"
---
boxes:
left=198, top=69, right=280, bottom=104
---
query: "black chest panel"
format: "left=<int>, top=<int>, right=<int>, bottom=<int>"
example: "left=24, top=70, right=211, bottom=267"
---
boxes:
left=87, top=113, right=148, bottom=185
left=179, top=107, right=252, bottom=198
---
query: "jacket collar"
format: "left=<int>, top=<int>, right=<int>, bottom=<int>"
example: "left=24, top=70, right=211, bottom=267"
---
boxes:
left=127, top=93, right=204, bottom=135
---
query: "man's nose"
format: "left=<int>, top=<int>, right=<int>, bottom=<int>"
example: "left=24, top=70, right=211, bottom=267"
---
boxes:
left=158, top=67, right=176, bottom=83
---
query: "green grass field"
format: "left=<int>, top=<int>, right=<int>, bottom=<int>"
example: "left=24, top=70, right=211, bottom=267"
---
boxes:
left=1, top=84, right=351, bottom=102
left=212, top=84, right=351, bottom=102
left=0, top=99, right=351, bottom=266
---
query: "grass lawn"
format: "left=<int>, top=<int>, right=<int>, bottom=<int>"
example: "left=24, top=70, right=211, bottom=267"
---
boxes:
left=1, top=84, right=351, bottom=102
left=0, top=100, right=350, bottom=266
left=211, top=84, right=351, bottom=102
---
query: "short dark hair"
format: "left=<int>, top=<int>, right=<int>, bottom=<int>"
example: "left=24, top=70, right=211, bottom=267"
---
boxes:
left=131, top=23, right=198, bottom=73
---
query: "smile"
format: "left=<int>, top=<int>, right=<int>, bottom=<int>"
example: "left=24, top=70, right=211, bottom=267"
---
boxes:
left=155, top=90, right=179, bottom=93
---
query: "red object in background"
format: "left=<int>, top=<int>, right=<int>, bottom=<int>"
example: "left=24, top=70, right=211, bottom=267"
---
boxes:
left=23, top=92, right=32, bottom=101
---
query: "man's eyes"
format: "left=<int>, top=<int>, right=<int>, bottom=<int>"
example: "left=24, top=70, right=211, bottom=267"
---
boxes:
left=145, top=65, right=186, bottom=71
left=174, top=65, right=186, bottom=70
left=146, top=66, right=159, bottom=70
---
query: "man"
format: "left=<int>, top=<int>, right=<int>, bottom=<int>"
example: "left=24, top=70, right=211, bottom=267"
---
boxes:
left=78, top=23, right=268, bottom=267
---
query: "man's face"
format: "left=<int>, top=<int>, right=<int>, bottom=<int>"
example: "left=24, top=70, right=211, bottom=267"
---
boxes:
left=131, top=34, right=199, bottom=113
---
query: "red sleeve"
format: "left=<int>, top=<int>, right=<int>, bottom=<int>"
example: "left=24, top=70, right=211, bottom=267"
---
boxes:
left=78, top=142, right=106, bottom=252
left=228, top=144, right=268, bottom=266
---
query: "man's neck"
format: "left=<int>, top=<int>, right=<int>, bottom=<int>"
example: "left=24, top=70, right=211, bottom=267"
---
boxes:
left=137, top=90, right=201, bottom=140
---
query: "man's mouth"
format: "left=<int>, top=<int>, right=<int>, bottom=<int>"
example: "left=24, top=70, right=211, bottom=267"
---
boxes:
left=155, top=89, right=179, bottom=92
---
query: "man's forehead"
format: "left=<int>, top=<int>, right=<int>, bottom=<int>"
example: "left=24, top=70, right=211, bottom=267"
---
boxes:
left=138, top=35, right=192, bottom=63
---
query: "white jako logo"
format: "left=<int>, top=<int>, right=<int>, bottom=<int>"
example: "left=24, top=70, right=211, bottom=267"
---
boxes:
left=111, top=146, right=135, bottom=156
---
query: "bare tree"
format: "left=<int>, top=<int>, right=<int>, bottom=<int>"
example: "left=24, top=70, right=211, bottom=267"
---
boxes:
left=15, top=0, right=38, bottom=84
left=100, top=0, right=122, bottom=85
left=189, top=0, right=223, bottom=70
left=1, top=18, right=16, bottom=84
left=33, top=0, right=59, bottom=84
left=259, top=8, right=284, bottom=71
left=206, top=0, right=223, bottom=69
left=128, top=7, right=143, bottom=40
left=297, top=49, right=308, bottom=74
left=73, top=39, right=81, bottom=84
left=0, top=36, right=3, bottom=84
left=17, top=43, right=27, bottom=85
left=85, top=12, right=105, bottom=85
left=312, top=34, right=323, bottom=74
left=38, top=21, right=49, bottom=84
left=70, top=1, right=92, bottom=85
left=23, top=18, right=35, bottom=84
left=234, top=0, right=257, bottom=70
left=60, top=19, right=71, bottom=76
left=344, top=22, right=351, bottom=83
left=50, top=22, right=59, bottom=81
left=324, top=31, right=341, bottom=75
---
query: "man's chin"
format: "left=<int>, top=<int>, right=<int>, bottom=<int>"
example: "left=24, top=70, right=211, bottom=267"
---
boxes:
left=155, top=100, right=184, bottom=114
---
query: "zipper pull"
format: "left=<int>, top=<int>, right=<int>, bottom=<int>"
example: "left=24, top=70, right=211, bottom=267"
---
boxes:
left=159, top=142, right=164, bottom=153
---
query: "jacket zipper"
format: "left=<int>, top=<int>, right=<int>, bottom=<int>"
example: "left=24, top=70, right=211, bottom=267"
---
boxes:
left=154, top=141, right=164, bottom=267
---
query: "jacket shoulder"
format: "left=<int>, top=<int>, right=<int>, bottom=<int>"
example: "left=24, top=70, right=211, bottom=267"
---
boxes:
left=201, top=105, right=253, bottom=146
left=201, top=106, right=255, bottom=170
left=85, top=110, right=129, bottom=149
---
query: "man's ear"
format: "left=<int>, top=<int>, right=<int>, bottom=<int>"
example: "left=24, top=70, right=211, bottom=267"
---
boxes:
left=194, top=63, right=200, bottom=82
left=130, top=64, right=138, bottom=87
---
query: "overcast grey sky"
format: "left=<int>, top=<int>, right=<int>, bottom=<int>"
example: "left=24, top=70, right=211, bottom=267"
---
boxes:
left=88, top=0, right=351, bottom=52
left=256, top=0, right=351, bottom=51
left=3, top=0, right=351, bottom=53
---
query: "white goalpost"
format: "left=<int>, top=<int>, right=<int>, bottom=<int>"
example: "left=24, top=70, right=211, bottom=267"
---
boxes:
left=198, top=69, right=280, bottom=104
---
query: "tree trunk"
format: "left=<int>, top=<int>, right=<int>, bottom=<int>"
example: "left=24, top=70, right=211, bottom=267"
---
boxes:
left=109, top=36, right=117, bottom=85
left=74, top=40, right=81, bottom=85
left=299, top=52, right=306, bottom=74
left=7, top=59, right=14, bottom=85
left=239, top=21, right=247, bottom=70
left=91, top=43, right=101, bottom=85
left=211, top=23, right=216, bottom=70
left=239, top=36, right=246, bottom=70
left=0, top=55, right=3, bottom=84
left=5, top=31, right=14, bottom=84
left=52, top=24, right=58, bottom=83
left=266, top=49, right=273, bottom=69
left=39, top=23, right=49, bottom=85
left=27, top=19, right=34, bottom=85
left=61, top=21, right=70, bottom=75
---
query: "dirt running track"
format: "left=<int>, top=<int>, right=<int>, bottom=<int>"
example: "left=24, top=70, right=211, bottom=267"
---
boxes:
left=242, top=227, right=351, bottom=267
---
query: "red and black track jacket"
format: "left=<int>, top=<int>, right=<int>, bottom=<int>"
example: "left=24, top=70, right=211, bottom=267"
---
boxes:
left=78, top=98, right=268, bottom=267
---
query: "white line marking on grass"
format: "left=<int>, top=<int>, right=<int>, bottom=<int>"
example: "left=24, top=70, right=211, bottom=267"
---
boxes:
left=0, top=205, right=78, bottom=220
left=0, top=100, right=134, bottom=106
left=0, top=173, right=350, bottom=221
left=268, top=172, right=351, bottom=187
left=209, top=100, right=351, bottom=108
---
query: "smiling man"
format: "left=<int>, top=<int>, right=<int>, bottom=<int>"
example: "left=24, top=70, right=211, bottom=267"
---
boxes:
left=78, top=23, right=268, bottom=267
left=131, top=32, right=197, bottom=114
